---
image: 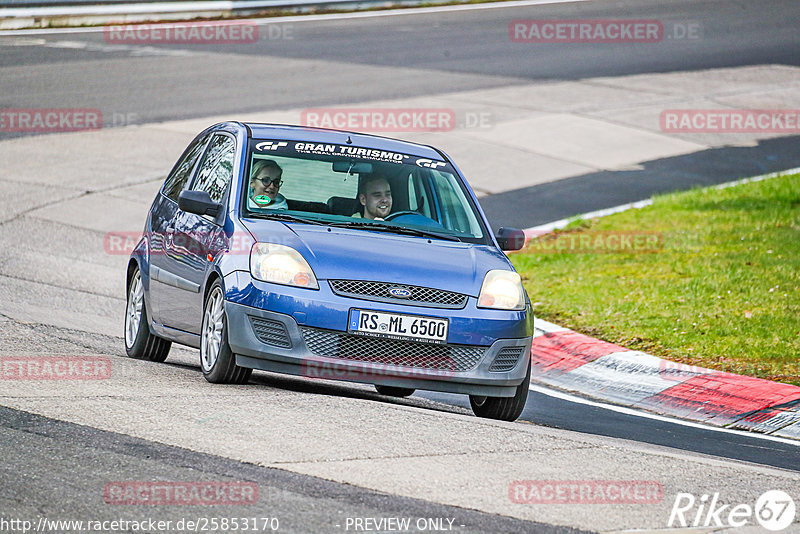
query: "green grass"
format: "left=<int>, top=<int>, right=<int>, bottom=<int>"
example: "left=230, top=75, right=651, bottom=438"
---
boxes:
left=511, top=173, right=800, bottom=385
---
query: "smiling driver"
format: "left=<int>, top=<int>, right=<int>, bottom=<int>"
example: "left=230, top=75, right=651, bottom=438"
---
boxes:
left=357, top=175, right=393, bottom=220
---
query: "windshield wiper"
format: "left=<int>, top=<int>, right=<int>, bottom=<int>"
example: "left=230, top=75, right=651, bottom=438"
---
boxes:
left=246, top=212, right=328, bottom=226
left=328, top=221, right=462, bottom=242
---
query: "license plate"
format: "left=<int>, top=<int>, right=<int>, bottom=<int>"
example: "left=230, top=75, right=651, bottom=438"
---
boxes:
left=348, top=309, right=448, bottom=344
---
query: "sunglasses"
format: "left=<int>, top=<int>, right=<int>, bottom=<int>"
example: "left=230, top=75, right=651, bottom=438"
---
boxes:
left=254, top=176, right=283, bottom=187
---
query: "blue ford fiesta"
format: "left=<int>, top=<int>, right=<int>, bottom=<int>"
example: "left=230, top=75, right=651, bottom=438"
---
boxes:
left=124, top=122, right=533, bottom=421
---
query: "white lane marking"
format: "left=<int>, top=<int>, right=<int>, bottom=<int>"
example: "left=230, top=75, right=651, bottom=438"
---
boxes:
left=523, top=167, right=800, bottom=238
left=713, top=166, right=800, bottom=190
left=0, top=37, right=47, bottom=45
left=529, top=383, right=800, bottom=447
left=526, top=199, right=653, bottom=237
left=0, top=37, right=198, bottom=56
left=45, top=40, right=88, bottom=48
left=0, top=0, right=591, bottom=36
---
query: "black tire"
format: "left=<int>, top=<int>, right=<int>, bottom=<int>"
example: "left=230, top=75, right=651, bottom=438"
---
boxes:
left=200, top=279, right=252, bottom=385
left=124, top=266, right=171, bottom=362
left=375, top=385, right=416, bottom=397
left=469, top=359, right=531, bottom=421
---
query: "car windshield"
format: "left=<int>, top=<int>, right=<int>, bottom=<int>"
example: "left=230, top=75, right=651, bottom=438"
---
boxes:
left=242, top=139, right=488, bottom=243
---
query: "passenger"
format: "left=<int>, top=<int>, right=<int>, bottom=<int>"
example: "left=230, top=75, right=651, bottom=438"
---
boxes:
left=355, top=175, right=393, bottom=220
left=249, top=159, right=288, bottom=210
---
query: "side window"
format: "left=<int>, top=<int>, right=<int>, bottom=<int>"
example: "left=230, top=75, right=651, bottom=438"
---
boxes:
left=192, top=134, right=235, bottom=204
left=162, top=133, right=209, bottom=201
left=431, top=171, right=480, bottom=236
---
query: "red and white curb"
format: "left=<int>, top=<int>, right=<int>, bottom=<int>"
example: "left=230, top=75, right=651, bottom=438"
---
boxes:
left=531, top=318, right=800, bottom=439
left=521, top=168, right=800, bottom=439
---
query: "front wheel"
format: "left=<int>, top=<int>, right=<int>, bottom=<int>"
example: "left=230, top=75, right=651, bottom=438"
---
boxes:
left=124, top=266, right=171, bottom=362
left=470, top=360, right=530, bottom=421
left=200, top=280, right=252, bottom=385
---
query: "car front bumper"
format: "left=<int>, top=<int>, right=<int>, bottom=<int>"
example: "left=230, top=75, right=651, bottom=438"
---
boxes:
left=225, top=298, right=532, bottom=398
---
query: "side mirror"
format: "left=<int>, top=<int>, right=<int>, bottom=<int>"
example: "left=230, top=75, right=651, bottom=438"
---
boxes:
left=496, top=227, right=525, bottom=251
left=178, top=190, right=221, bottom=217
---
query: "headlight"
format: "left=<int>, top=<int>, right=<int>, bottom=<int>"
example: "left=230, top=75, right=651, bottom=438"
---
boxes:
left=477, top=270, right=525, bottom=310
left=250, top=243, right=319, bottom=289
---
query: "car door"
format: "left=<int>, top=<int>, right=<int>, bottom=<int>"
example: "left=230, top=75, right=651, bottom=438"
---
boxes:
left=156, top=132, right=236, bottom=334
left=149, top=131, right=211, bottom=326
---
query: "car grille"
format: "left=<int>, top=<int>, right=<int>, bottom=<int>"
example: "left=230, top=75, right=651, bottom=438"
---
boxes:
left=328, top=279, right=467, bottom=309
left=300, top=327, right=485, bottom=371
left=249, top=317, right=292, bottom=349
left=489, top=346, right=526, bottom=372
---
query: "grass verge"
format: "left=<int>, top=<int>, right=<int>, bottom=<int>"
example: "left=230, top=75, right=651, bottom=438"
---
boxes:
left=511, top=173, right=800, bottom=385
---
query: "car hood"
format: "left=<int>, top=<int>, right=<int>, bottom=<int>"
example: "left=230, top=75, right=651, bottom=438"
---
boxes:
left=241, top=220, right=514, bottom=297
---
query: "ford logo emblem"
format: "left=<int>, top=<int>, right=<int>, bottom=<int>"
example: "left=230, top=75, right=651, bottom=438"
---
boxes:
left=388, top=287, right=412, bottom=298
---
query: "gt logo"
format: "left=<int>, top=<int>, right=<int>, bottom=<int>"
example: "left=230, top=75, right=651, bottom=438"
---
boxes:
left=255, top=141, right=288, bottom=151
left=416, top=158, right=446, bottom=169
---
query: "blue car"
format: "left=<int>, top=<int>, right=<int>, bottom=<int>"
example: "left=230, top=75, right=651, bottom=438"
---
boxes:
left=124, top=122, right=533, bottom=421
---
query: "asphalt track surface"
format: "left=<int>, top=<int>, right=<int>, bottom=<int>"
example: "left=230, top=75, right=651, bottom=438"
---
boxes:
left=2, top=0, right=800, bottom=531
left=2, top=0, right=800, bottom=229
left=420, top=389, right=800, bottom=472
left=1, top=406, right=582, bottom=534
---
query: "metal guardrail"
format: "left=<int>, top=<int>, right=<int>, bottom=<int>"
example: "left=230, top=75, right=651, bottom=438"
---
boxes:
left=0, top=0, right=295, bottom=5
left=0, top=0, right=409, bottom=29
left=0, top=0, right=186, bottom=5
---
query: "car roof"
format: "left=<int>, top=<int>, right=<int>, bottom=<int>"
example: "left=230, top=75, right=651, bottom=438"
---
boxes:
left=242, top=122, right=446, bottom=160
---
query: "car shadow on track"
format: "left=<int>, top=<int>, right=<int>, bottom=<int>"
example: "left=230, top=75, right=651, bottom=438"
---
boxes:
left=161, top=357, right=473, bottom=418
left=249, top=370, right=474, bottom=418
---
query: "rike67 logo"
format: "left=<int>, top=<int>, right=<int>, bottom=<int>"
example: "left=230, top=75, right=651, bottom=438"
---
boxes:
left=669, top=490, right=796, bottom=531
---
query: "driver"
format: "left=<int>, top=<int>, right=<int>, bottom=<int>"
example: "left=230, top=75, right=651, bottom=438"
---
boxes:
left=249, top=159, right=288, bottom=211
left=355, top=175, right=392, bottom=220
